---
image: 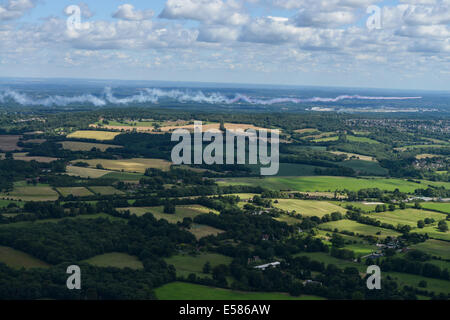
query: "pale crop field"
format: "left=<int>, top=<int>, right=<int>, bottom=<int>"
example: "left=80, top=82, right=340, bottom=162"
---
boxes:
left=67, top=130, right=121, bottom=141
left=273, top=199, right=347, bottom=217
left=75, top=158, right=172, bottom=173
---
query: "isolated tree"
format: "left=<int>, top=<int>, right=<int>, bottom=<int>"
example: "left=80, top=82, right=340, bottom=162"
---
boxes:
left=417, top=220, right=425, bottom=229
left=438, top=220, right=448, bottom=232
left=203, top=262, right=211, bottom=274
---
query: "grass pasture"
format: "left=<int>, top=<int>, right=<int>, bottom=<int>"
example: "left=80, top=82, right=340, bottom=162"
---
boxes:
left=346, top=135, right=380, bottom=144
left=75, top=158, right=172, bottom=173
left=66, top=165, right=111, bottom=178
left=57, top=187, right=94, bottom=197
left=365, top=209, right=447, bottom=228
left=421, top=202, right=450, bottom=214
left=188, top=223, right=225, bottom=240
left=415, top=225, right=450, bottom=241
left=0, top=185, right=59, bottom=201
left=0, top=246, right=50, bottom=269
left=61, top=141, right=123, bottom=152
left=89, top=186, right=125, bottom=195
left=217, top=176, right=450, bottom=193
left=273, top=199, right=346, bottom=217
left=67, top=130, right=121, bottom=141
left=319, top=219, right=401, bottom=238
left=120, top=205, right=218, bottom=224
left=155, top=282, right=325, bottom=300
left=83, top=252, right=143, bottom=270
left=165, top=253, right=232, bottom=278
left=410, top=239, right=450, bottom=260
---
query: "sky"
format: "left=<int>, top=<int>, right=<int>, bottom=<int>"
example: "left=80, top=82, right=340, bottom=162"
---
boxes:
left=0, top=0, right=449, bottom=91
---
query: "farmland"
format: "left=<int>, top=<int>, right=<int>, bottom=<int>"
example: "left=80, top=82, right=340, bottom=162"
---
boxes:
left=410, top=239, right=450, bottom=259
left=89, top=186, right=124, bottom=195
left=56, top=187, right=94, bottom=197
left=365, top=209, right=447, bottom=228
left=83, top=253, right=143, bottom=270
left=217, top=176, right=450, bottom=193
left=66, top=130, right=121, bottom=141
left=0, top=185, right=59, bottom=201
left=0, top=246, right=50, bottom=269
left=165, top=253, right=232, bottom=278
left=0, top=135, right=22, bottom=151
left=72, top=158, right=172, bottom=173
left=273, top=199, right=346, bottom=217
left=319, top=219, right=402, bottom=238
left=65, top=165, right=111, bottom=178
left=421, top=202, right=450, bottom=214
left=155, top=282, right=325, bottom=300
left=61, top=141, right=122, bottom=152
left=120, top=205, right=218, bottom=223
left=187, top=223, right=225, bottom=240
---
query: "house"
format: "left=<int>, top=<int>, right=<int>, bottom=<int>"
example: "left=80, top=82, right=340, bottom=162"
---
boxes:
left=303, top=280, right=322, bottom=286
left=254, top=262, right=280, bottom=270
left=261, top=234, right=270, bottom=241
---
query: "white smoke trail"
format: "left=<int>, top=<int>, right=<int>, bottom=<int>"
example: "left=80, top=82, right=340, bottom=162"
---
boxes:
left=0, top=87, right=423, bottom=107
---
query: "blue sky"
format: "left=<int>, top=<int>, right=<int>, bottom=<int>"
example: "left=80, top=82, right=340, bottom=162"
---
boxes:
left=0, top=0, right=449, bottom=90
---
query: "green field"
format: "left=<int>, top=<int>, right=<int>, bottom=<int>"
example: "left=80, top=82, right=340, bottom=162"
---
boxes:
left=421, top=202, right=450, bottom=214
left=67, top=130, right=121, bottom=141
left=188, top=223, right=225, bottom=240
left=102, top=171, right=145, bottom=181
left=120, top=205, right=218, bottom=223
left=410, top=239, right=450, bottom=259
left=0, top=199, right=24, bottom=208
left=0, top=185, right=59, bottom=201
left=331, top=201, right=381, bottom=212
left=57, top=187, right=94, bottom=197
left=155, top=282, right=325, bottom=300
left=273, top=199, right=346, bottom=217
left=217, top=176, right=450, bottom=193
left=165, top=253, right=232, bottom=278
left=365, top=209, right=447, bottom=228
left=0, top=246, right=50, bottom=269
left=386, top=272, right=450, bottom=295
left=319, top=219, right=401, bottom=238
left=347, top=135, right=381, bottom=144
left=89, top=186, right=125, bottom=195
left=66, top=165, right=111, bottom=178
left=83, top=252, right=143, bottom=270
left=415, top=225, right=450, bottom=241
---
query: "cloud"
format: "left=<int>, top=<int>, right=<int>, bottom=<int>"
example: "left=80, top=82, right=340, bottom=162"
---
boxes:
left=113, top=4, right=154, bottom=21
left=0, top=0, right=35, bottom=21
left=159, top=0, right=249, bottom=26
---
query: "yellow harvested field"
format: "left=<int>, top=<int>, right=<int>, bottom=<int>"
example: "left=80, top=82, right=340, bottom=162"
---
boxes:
left=73, top=158, right=172, bottom=173
left=89, top=124, right=156, bottom=133
left=330, top=151, right=377, bottom=162
left=61, top=141, right=123, bottom=151
left=0, top=135, right=22, bottom=151
left=160, top=122, right=267, bottom=132
left=66, top=165, right=111, bottom=178
left=415, top=154, right=442, bottom=160
left=67, top=130, right=121, bottom=141
left=294, top=128, right=319, bottom=134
